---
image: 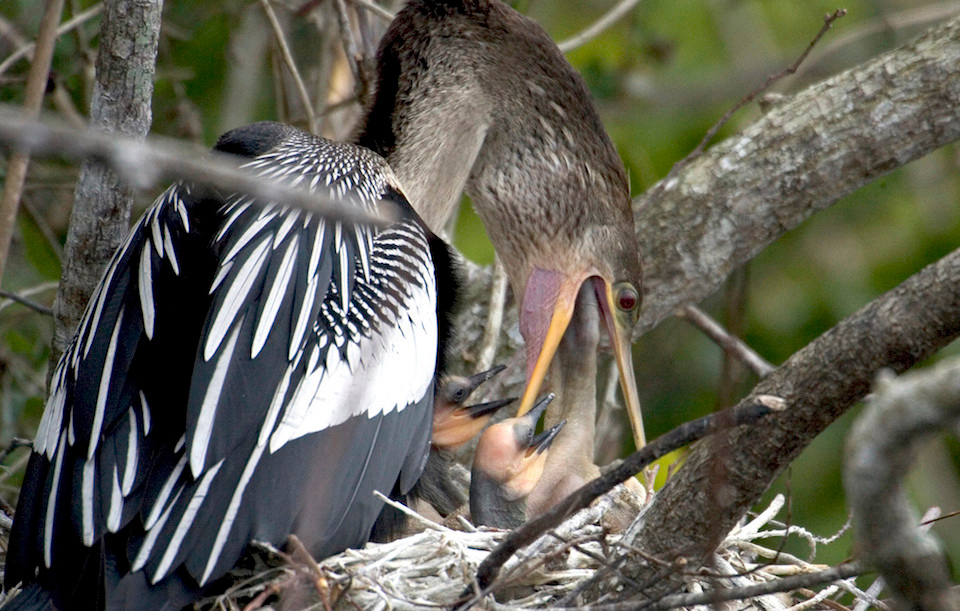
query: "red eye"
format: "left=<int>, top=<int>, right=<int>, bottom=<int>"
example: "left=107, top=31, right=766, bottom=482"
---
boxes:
left=617, top=287, right=639, bottom=312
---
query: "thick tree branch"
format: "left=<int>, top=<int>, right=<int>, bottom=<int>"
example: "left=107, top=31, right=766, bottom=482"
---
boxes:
left=604, top=244, right=960, bottom=602
left=50, top=0, right=162, bottom=362
left=635, top=15, right=960, bottom=333
left=845, top=359, right=960, bottom=610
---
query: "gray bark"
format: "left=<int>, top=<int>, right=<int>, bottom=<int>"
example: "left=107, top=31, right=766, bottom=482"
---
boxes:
left=600, top=245, right=960, bottom=603
left=845, top=360, right=960, bottom=610
left=50, top=0, right=163, bottom=363
left=635, top=14, right=960, bottom=333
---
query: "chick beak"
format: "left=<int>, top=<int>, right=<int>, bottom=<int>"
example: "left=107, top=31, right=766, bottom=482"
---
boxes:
left=516, top=269, right=645, bottom=448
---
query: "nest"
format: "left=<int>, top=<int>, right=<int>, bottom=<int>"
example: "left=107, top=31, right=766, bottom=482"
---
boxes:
left=196, top=492, right=878, bottom=611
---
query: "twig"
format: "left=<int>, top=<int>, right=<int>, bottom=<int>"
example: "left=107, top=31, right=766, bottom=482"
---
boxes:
left=644, top=9, right=847, bottom=210
left=845, top=359, right=960, bottom=608
left=0, top=0, right=65, bottom=285
left=557, top=0, right=643, bottom=53
left=371, top=490, right=456, bottom=535
left=0, top=108, right=392, bottom=227
left=475, top=255, right=508, bottom=373
left=473, top=397, right=783, bottom=591
left=349, top=0, right=394, bottom=22
left=260, top=0, right=318, bottom=135
left=585, top=562, right=864, bottom=610
left=0, top=438, right=33, bottom=466
left=678, top=305, right=774, bottom=377
left=0, top=3, right=103, bottom=78
left=800, top=2, right=960, bottom=80
left=332, top=0, right=370, bottom=104
left=0, top=289, right=53, bottom=315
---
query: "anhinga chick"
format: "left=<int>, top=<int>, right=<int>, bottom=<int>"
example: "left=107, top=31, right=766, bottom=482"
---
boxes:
left=470, top=394, right=565, bottom=529
left=432, top=364, right=514, bottom=450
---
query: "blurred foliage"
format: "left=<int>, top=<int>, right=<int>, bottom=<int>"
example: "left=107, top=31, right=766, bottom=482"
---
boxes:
left=2, top=0, right=960, bottom=590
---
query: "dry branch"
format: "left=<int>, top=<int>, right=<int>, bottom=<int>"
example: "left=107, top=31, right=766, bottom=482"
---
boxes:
left=0, top=0, right=64, bottom=284
left=0, top=109, right=390, bottom=228
left=845, top=358, right=960, bottom=610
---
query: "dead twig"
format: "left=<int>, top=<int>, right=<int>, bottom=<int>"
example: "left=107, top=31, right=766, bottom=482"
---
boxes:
left=0, top=289, right=53, bottom=316
left=0, top=0, right=65, bottom=285
left=475, top=255, right=508, bottom=373
left=0, top=3, right=102, bottom=78
left=678, top=304, right=774, bottom=377
left=557, top=0, right=643, bottom=53
left=0, top=108, right=391, bottom=227
left=260, top=0, right=318, bottom=134
left=643, top=9, right=847, bottom=211
left=472, top=397, right=783, bottom=594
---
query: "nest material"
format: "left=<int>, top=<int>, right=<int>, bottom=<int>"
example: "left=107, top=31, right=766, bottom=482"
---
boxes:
left=196, top=492, right=878, bottom=611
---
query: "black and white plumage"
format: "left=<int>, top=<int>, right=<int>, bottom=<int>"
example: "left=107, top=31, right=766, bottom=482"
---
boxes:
left=5, top=122, right=454, bottom=609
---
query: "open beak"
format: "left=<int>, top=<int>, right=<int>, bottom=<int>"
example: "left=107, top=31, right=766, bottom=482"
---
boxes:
left=474, top=393, right=562, bottom=498
left=516, top=269, right=645, bottom=448
left=433, top=364, right=514, bottom=450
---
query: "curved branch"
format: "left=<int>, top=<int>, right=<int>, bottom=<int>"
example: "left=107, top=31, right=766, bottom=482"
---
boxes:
left=635, top=15, right=960, bottom=334
left=845, top=359, right=960, bottom=609
left=607, top=244, right=960, bottom=602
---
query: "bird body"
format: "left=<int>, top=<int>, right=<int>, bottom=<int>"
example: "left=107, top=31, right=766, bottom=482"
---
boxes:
left=5, top=122, right=450, bottom=608
left=359, top=0, right=645, bottom=503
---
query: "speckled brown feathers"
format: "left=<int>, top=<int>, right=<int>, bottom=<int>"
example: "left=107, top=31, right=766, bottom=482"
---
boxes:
left=355, top=0, right=640, bottom=298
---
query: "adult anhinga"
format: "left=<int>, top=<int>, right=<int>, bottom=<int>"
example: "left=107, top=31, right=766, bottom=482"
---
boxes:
left=357, top=0, right=644, bottom=509
left=4, top=122, right=455, bottom=608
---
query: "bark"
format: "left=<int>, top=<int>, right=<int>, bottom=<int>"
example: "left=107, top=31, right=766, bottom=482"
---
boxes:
left=50, top=0, right=162, bottom=362
left=634, top=15, right=960, bottom=333
left=845, top=359, right=960, bottom=610
left=600, top=245, right=960, bottom=603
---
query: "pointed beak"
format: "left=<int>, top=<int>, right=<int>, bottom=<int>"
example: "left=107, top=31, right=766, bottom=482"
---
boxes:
left=473, top=393, right=561, bottom=499
left=596, top=280, right=645, bottom=448
left=516, top=269, right=583, bottom=417
left=432, top=365, right=513, bottom=449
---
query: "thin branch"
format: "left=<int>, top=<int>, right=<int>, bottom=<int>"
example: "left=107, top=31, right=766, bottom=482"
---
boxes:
left=0, top=108, right=392, bottom=227
left=475, top=255, right=508, bottom=373
left=0, top=3, right=103, bottom=78
left=678, top=304, right=774, bottom=377
left=333, top=0, right=370, bottom=104
left=0, top=289, right=54, bottom=316
left=0, top=0, right=65, bottom=285
left=472, top=397, right=783, bottom=593
left=260, top=0, right=318, bottom=134
left=626, top=562, right=866, bottom=611
left=557, top=0, right=643, bottom=53
left=349, top=0, right=394, bottom=23
left=643, top=9, right=847, bottom=212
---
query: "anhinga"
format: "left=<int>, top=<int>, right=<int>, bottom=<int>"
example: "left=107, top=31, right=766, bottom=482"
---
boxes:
left=358, top=0, right=644, bottom=510
left=5, top=122, right=455, bottom=608
left=470, top=394, right=565, bottom=529
left=5, top=0, right=643, bottom=606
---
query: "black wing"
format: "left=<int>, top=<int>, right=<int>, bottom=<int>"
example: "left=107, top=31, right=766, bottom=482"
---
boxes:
left=6, top=123, right=438, bottom=608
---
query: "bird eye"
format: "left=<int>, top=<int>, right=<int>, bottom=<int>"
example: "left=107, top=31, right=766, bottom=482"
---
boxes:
left=616, top=286, right=639, bottom=312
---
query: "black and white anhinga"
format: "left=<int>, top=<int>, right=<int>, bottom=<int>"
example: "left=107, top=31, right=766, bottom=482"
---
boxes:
left=358, top=0, right=644, bottom=510
left=5, top=122, right=456, bottom=608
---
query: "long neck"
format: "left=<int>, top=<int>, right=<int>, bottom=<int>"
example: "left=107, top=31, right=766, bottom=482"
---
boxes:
left=354, top=8, right=491, bottom=234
